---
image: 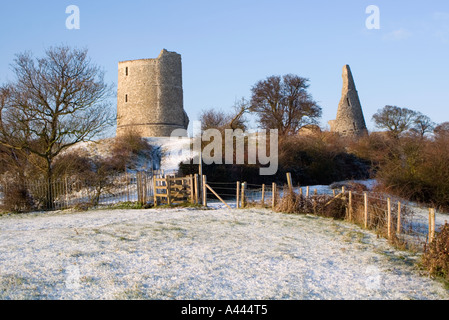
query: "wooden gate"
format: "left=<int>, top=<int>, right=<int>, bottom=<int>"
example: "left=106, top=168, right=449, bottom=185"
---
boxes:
left=136, top=171, right=152, bottom=205
left=153, top=175, right=195, bottom=206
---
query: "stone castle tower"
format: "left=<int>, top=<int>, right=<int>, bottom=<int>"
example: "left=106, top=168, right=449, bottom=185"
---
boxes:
left=116, top=49, right=189, bottom=137
left=328, top=65, right=368, bottom=137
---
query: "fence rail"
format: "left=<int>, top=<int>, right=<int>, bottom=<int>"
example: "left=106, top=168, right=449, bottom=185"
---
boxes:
left=229, top=178, right=445, bottom=252
left=0, top=170, right=163, bottom=211
left=1, top=170, right=445, bottom=252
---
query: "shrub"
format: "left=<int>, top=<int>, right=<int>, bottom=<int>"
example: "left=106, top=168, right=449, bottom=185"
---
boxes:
left=110, top=131, right=153, bottom=171
left=421, top=223, right=449, bottom=281
left=179, top=131, right=371, bottom=188
left=329, top=181, right=368, bottom=192
left=314, top=195, right=347, bottom=219
left=374, top=134, right=449, bottom=210
left=347, top=132, right=395, bottom=169
left=275, top=190, right=314, bottom=214
left=1, top=180, right=35, bottom=213
left=275, top=190, right=347, bottom=219
left=53, top=150, right=93, bottom=178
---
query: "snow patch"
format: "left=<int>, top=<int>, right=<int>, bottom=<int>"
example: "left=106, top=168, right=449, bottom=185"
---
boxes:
left=0, top=207, right=447, bottom=300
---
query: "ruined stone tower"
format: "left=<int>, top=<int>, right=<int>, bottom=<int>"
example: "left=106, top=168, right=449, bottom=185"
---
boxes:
left=116, top=49, right=189, bottom=137
left=328, top=65, right=368, bottom=137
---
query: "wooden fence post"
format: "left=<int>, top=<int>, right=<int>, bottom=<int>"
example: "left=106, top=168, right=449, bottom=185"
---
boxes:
left=387, top=198, right=391, bottom=239
left=126, top=171, right=130, bottom=202
left=432, top=208, right=436, bottom=242
left=143, top=173, right=148, bottom=204
left=272, top=182, right=277, bottom=210
left=236, top=181, right=240, bottom=209
left=142, top=172, right=146, bottom=204
left=141, top=172, right=144, bottom=204
left=286, top=172, right=292, bottom=193
left=189, top=175, right=194, bottom=204
left=136, top=172, right=141, bottom=205
left=202, top=175, right=207, bottom=207
left=65, top=176, right=69, bottom=209
left=306, top=186, right=309, bottom=197
left=241, top=182, right=246, bottom=208
left=153, top=176, right=157, bottom=206
left=167, top=177, right=172, bottom=206
left=261, top=184, right=265, bottom=206
left=364, top=192, right=368, bottom=229
left=194, top=174, right=199, bottom=204
left=348, top=191, right=352, bottom=221
left=429, top=208, right=436, bottom=243
left=397, top=201, right=402, bottom=234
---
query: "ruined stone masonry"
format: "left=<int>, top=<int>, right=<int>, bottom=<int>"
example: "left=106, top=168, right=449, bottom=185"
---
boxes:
left=329, top=65, right=368, bottom=137
left=116, top=49, right=190, bottom=137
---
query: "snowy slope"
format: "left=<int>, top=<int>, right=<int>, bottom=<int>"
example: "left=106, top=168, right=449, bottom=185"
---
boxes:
left=0, top=207, right=447, bottom=300
left=145, top=137, right=194, bottom=172
left=57, top=136, right=193, bottom=173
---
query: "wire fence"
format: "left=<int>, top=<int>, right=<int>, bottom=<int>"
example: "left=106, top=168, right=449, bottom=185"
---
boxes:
left=207, top=180, right=445, bottom=252
left=347, top=190, right=431, bottom=250
left=1, top=171, right=445, bottom=252
left=0, top=170, right=178, bottom=211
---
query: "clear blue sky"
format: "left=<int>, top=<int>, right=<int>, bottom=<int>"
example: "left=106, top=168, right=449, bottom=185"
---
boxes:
left=1, top=0, right=448, bottom=136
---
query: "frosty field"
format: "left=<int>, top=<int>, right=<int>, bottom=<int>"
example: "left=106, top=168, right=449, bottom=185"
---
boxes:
left=0, top=205, right=448, bottom=300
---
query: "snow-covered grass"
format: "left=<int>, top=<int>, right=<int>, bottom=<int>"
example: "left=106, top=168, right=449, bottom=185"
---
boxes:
left=146, top=136, right=194, bottom=172
left=0, top=206, right=448, bottom=300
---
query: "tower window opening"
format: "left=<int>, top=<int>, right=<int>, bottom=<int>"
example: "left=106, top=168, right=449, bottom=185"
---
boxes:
left=125, top=67, right=128, bottom=76
left=125, top=94, right=128, bottom=103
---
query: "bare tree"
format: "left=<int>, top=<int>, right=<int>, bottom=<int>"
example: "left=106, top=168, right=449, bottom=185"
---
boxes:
left=0, top=46, right=114, bottom=208
left=434, top=122, right=449, bottom=139
left=200, top=98, right=250, bottom=131
left=372, top=105, right=417, bottom=138
left=200, top=109, right=229, bottom=131
left=250, top=74, right=321, bottom=135
left=411, top=112, right=435, bottom=138
left=228, top=97, right=250, bottom=130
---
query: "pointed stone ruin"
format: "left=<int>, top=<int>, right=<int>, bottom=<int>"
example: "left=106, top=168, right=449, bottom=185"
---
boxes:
left=328, top=65, right=368, bottom=137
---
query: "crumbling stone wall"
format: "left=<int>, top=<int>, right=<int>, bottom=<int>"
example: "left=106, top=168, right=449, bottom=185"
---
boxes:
left=116, top=49, right=189, bottom=137
left=329, top=65, right=368, bottom=137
